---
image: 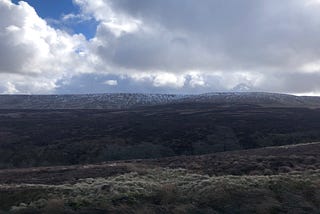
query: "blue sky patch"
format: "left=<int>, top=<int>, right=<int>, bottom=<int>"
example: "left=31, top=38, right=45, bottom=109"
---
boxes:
left=12, top=0, right=97, bottom=39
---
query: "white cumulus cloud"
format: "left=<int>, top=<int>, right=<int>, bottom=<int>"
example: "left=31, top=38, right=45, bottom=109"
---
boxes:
left=0, top=0, right=92, bottom=93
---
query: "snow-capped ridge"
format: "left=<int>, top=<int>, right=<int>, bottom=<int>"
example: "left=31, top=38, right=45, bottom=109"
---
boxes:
left=0, top=92, right=319, bottom=109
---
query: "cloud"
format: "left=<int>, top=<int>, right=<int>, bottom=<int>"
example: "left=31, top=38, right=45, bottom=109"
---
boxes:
left=104, top=79, right=118, bottom=86
left=0, top=0, right=91, bottom=93
left=79, top=0, right=320, bottom=70
left=1, top=0, right=320, bottom=94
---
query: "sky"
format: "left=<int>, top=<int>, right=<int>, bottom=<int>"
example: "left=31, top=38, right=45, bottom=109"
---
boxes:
left=1, top=0, right=320, bottom=95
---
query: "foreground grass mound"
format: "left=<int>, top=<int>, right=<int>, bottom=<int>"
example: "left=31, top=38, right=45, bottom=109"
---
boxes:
left=1, top=168, right=320, bottom=214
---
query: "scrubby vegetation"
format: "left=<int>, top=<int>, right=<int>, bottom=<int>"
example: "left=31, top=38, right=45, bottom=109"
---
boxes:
left=1, top=168, right=320, bottom=213
left=0, top=143, right=320, bottom=213
left=143, top=142, right=320, bottom=176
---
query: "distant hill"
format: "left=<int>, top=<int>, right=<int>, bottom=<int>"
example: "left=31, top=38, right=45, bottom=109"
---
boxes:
left=181, top=92, right=320, bottom=107
left=0, top=92, right=320, bottom=109
left=0, top=93, right=183, bottom=109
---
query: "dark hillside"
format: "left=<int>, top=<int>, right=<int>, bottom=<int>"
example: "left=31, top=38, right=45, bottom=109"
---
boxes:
left=1, top=142, right=320, bottom=185
left=1, top=103, right=320, bottom=168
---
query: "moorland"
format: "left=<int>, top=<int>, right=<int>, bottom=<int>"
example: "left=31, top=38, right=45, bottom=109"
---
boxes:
left=0, top=92, right=320, bottom=213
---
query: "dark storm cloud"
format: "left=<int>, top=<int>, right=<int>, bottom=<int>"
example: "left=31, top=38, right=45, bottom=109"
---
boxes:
left=91, top=0, right=320, bottom=72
